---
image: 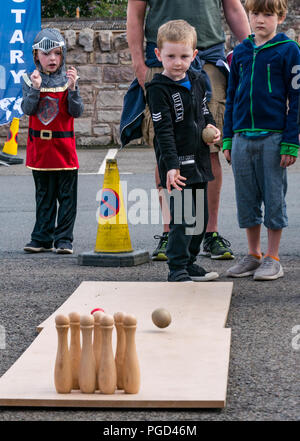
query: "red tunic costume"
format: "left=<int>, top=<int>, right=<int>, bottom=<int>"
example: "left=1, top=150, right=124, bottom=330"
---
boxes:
left=25, top=80, right=79, bottom=170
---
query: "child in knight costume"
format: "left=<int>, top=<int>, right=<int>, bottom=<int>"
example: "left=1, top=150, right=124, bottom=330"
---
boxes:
left=22, top=28, right=84, bottom=254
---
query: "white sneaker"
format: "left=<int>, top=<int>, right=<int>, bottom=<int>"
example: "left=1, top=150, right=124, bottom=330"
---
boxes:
left=253, top=256, right=283, bottom=281
left=226, top=254, right=262, bottom=278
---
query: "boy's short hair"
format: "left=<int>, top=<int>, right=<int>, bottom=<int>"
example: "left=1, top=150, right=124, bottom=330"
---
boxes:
left=157, top=20, right=197, bottom=50
left=244, top=0, right=288, bottom=17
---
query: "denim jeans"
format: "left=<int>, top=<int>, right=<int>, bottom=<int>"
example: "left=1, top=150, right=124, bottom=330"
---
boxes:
left=231, top=133, right=288, bottom=229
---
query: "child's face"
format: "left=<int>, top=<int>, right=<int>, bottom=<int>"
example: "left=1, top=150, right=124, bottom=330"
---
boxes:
left=36, top=48, right=62, bottom=73
left=249, top=10, right=285, bottom=44
left=155, top=41, right=198, bottom=81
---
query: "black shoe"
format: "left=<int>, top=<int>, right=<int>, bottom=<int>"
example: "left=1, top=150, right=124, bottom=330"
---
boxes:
left=24, top=240, right=53, bottom=253
left=55, top=242, right=73, bottom=254
left=187, top=263, right=219, bottom=281
left=168, top=269, right=193, bottom=282
left=201, top=232, right=234, bottom=260
left=152, top=232, right=168, bottom=261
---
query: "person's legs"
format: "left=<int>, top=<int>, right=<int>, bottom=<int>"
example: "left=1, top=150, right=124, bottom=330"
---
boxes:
left=27, top=170, right=57, bottom=249
left=252, top=133, right=286, bottom=280
left=187, top=184, right=208, bottom=264
left=155, top=165, right=170, bottom=234
left=206, top=152, right=222, bottom=232
left=142, top=66, right=171, bottom=260
left=253, top=229, right=284, bottom=280
left=201, top=63, right=234, bottom=259
left=231, top=227, right=283, bottom=279
left=166, top=188, right=191, bottom=272
left=246, top=224, right=262, bottom=256
left=166, top=187, right=193, bottom=282
left=226, top=135, right=264, bottom=277
left=54, top=170, right=78, bottom=252
left=266, top=228, right=282, bottom=259
left=228, top=133, right=286, bottom=280
left=227, top=225, right=263, bottom=278
left=166, top=184, right=218, bottom=281
left=186, top=183, right=219, bottom=281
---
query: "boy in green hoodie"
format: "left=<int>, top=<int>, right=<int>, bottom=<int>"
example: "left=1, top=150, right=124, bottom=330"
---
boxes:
left=223, top=0, right=300, bottom=280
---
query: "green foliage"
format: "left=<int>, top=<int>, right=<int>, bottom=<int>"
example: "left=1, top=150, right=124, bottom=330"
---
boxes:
left=91, top=0, right=128, bottom=18
left=41, top=0, right=128, bottom=18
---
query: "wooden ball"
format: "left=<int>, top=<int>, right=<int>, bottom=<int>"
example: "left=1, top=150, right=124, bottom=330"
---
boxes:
left=152, top=308, right=172, bottom=328
left=202, top=127, right=217, bottom=144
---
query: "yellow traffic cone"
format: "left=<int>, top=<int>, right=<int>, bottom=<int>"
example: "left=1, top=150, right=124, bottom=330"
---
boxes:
left=78, top=158, right=149, bottom=267
left=0, top=118, right=23, bottom=164
left=95, top=159, right=133, bottom=253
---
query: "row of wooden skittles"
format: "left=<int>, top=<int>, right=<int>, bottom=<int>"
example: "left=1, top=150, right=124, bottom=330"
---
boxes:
left=54, top=310, right=140, bottom=394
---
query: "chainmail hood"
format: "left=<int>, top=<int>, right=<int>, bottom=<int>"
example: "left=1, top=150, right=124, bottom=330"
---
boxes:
left=32, top=28, right=67, bottom=88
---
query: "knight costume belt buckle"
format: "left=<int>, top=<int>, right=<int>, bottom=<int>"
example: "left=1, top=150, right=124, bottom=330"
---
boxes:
left=40, top=130, right=52, bottom=140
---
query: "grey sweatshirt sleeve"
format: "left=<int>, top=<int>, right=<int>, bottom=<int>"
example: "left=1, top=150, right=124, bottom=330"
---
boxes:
left=68, top=85, right=84, bottom=118
left=21, top=79, right=40, bottom=116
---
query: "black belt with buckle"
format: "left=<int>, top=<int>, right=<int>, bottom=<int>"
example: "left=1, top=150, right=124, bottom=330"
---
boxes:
left=29, top=128, right=74, bottom=140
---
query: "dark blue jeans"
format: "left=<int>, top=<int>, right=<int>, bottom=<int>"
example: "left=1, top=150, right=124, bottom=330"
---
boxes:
left=166, top=182, right=208, bottom=271
left=31, top=169, right=78, bottom=246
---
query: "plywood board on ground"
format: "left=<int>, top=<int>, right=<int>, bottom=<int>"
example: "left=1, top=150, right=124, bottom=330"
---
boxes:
left=0, top=281, right=233, bottom=408
left=37, top=281, right=233, bottom=331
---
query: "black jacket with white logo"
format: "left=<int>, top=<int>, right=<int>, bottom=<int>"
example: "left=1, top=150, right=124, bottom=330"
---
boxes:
left=145, top=70, right=215, bottom=188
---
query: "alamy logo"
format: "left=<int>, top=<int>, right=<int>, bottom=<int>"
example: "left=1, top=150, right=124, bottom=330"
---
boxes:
left=0, top=325, right=5, bottom=350
left=96, top=183, right=205, bottom=235
left=291, top=65, right=300, bottom=90
left=172, top=92, right=184, bottom=122
left=291, top=325, right=300, bottom=350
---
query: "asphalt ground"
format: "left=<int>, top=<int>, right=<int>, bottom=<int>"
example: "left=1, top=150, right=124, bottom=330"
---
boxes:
left=0, top=147, right=299, bottom=424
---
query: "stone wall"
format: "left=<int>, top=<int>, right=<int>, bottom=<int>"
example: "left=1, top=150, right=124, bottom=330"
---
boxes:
left=0, top=7, right=299, bottom=147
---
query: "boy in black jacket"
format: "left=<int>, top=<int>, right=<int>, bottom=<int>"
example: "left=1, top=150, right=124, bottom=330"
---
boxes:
left=146, top=20, right=220, bottom=282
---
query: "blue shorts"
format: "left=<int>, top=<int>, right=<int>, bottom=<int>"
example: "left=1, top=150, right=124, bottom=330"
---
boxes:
left=231, top=133, right=288, bottom=230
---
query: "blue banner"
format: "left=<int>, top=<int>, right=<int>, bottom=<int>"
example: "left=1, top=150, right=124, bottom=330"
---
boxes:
left=0, top=0, right=41, bottom=126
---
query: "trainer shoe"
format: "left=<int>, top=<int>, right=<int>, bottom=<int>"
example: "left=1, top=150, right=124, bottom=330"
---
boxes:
left=226, top=254, right=262, bottom=278
left=24, top=240, right=53, bottom=253
left=168, top=269, right=193, bottom=282
left=253, top=256, right=283, bottom=281
left=201, top=232, right=234, bottom=260
left=55, top=242, right=73, bottom=254
left=187, top=263, right=219, bottom=281
left=152, top=232, right=168, bottom=261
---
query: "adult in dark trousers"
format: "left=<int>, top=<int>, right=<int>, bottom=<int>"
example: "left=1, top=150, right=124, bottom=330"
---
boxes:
left=122, top=0, right=251, bottom=261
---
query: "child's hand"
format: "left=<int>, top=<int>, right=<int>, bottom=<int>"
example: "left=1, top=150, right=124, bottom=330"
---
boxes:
left=205, top=124, right=221, bottom=145
left=166, top=169, right=186, bottom=193
left=280, top=154, right=297, bottom=168
left=66, top=66, right=78, bottom=91
left=223, top=149, right=231, bottom=165
left=30, top=69, right=41, bottom=90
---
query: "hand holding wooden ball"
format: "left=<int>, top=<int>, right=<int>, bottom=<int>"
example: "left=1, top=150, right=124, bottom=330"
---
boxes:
left=152, top=308, right=172, bottom=328
left=202, top=126, right=217, bottom=144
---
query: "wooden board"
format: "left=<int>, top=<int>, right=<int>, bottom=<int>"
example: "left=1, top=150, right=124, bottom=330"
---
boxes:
left=0, top=281, right=233, bottom=408
left=37, top=281, right=233, bottom=331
